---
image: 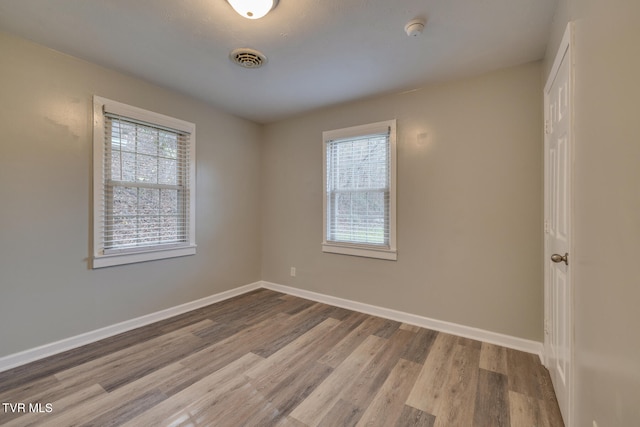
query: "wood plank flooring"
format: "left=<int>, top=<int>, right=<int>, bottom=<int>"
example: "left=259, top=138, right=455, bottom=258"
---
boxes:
left=0, top=289, right=564, bottom=426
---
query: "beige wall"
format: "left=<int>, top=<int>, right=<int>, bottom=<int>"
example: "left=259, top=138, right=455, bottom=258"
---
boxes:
left=545, top=0, right=640, bottom=425
left=261, top=62, right=544, bottom=341
left=0, top=32, right=263, bottom=357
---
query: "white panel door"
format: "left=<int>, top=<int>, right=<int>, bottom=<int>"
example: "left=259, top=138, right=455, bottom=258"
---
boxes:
left=544, top=23, right=573, bottom=426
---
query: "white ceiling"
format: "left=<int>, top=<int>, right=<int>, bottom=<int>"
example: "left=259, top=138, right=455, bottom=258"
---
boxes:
left=0, top=0, right=558, bottom=123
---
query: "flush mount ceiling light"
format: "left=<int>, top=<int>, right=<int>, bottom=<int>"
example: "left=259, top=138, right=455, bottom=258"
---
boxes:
left=227, top=0, right=279, bottom=19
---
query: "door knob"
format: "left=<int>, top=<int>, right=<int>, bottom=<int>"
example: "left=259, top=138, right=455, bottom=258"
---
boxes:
left=551, top=253, right=569, bottom=265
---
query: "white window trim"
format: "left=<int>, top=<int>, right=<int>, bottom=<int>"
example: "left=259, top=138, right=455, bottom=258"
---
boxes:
left=92, top=96, right=197, bottom=268
left=322, top=119, right=397, bottom=261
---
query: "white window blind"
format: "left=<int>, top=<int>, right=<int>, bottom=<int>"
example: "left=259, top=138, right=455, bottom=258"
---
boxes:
left=322, top=120, right=397, bottom=260
left=93, top=96, right=196, bottom=268
left=103, top=114, right=190, bottom=252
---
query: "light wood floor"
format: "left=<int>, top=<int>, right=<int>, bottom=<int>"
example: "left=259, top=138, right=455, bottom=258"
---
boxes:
left=0, top=289, right=563, bottom=426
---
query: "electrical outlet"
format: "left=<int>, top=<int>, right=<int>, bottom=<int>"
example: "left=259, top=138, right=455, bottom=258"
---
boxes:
left=290, top=267, right=296, bottom=277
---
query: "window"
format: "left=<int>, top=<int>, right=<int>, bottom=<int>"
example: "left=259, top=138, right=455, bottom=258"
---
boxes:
left=92, top=96, right=196, bottom=268
left=322, top=120, right=397, bottom=260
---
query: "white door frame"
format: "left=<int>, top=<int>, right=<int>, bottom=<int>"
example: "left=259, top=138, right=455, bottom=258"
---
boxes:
left=544, top=22, right=574, bottom=426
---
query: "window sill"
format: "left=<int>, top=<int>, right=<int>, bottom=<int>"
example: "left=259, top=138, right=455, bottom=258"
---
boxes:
left=322, top=243, right=397, bottom=261
left=93, top=245, right=197, bottom=268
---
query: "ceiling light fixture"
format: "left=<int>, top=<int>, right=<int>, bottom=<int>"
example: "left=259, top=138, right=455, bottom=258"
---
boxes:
left=227, top=0, right=278, bottom=19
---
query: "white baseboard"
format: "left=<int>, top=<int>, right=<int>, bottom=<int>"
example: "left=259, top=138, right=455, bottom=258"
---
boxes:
left=0, top=281, right=262, bottom=373
left=261, top=281, right=544, bottom=360
left=0, top=279, right=544, bottom=373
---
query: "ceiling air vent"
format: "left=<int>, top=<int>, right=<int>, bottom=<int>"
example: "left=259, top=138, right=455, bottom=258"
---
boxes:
left=229, top=48, right=267, bottom=68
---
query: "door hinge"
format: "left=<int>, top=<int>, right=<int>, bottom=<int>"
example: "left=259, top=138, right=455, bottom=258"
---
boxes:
left=544, top=219, right=550, bottom=234
left=544, top=120, right=550, bottom=135
left=544, top=319, right=550, bottom=335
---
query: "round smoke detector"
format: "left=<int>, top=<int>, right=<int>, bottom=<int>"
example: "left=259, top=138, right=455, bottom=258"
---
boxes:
left=404, top=18, right=426, bottom=37
left=229, top=48, right=267, bottom=68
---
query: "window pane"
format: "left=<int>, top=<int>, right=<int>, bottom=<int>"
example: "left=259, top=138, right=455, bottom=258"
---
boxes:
left=330, top=190, right=387, bottom=245
left=136, top=126, right=158, bottom=156
left=118, top=121, right=137, bottom=151
left=160, top=189, right=179, bottom=215
left=138, top=188, right=160, bottom=215
left=136, top=153, right=158, bottom=184
left=121, top=152, right=136, bottom=182
left=329, top=136, right=388, bottom=191
left=138, top=188, right=159, bottom=244
left=110, top=150, right=122, bottom=181
left=111, top=216, right=136, bottom=247
left=106, top=186, right=184, bottom=249
left=159, top=131, right=178, bottom=159
left=108, top=121, right=181, bottom=186
left=159, top=158, right=177, bottom=185
left=160, top=216, right=179, bottom=242
left=112, top=186, right=137, bottom=216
